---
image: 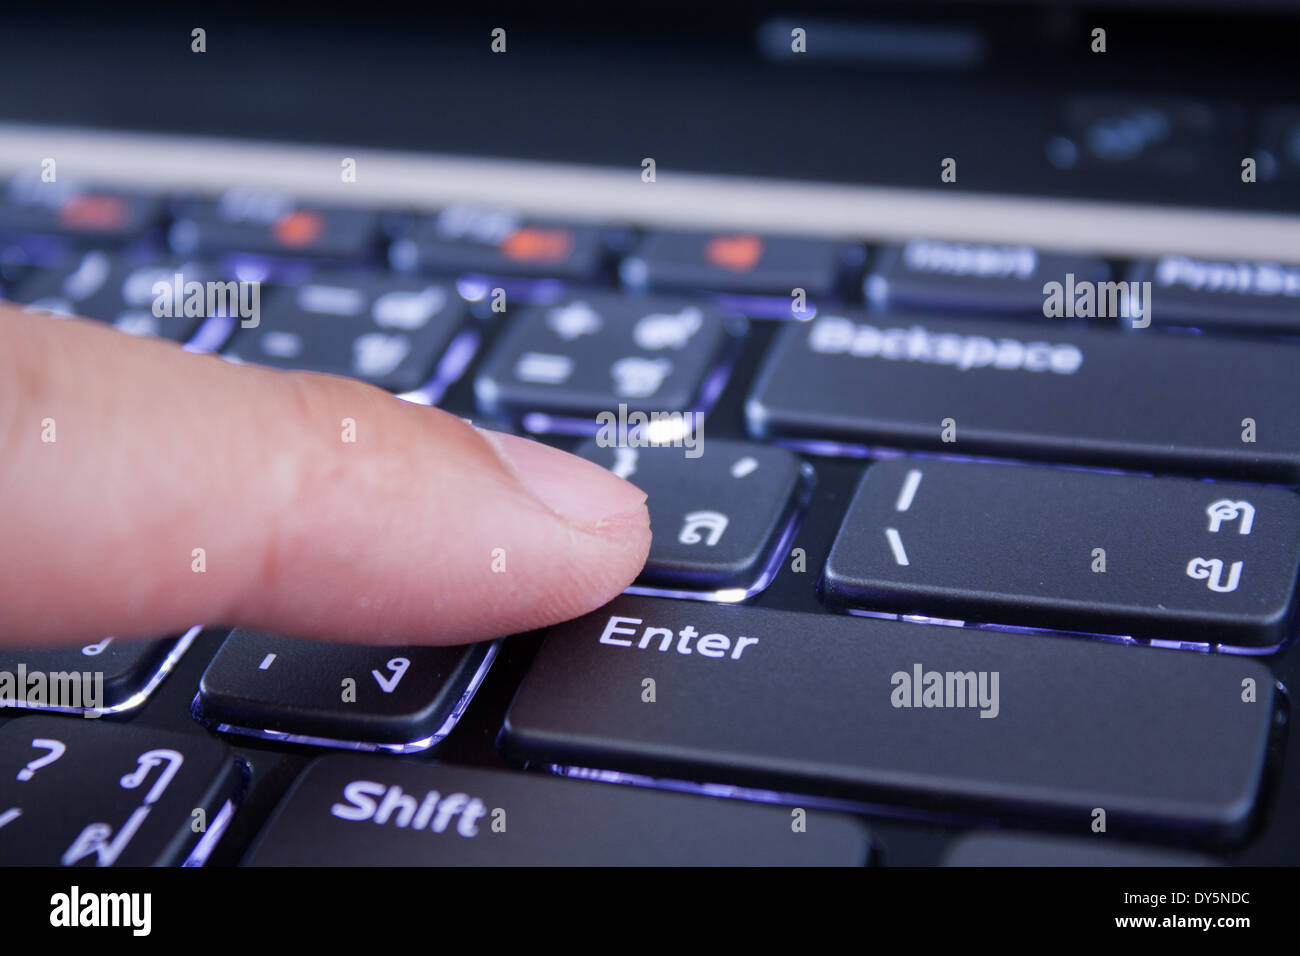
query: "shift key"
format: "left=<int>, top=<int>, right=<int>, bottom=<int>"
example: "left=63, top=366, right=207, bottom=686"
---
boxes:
left=500, top=596, right=1276, bottom=841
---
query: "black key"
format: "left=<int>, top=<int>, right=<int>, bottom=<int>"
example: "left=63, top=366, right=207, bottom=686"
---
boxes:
left=823, top=459, right=1300, bottom=648
left=196, top=630, right=497, bottom=749
left=0, top=174, right=162, bottom=242
left=0, top=716, right=241, bottom=865
left=475, top=293, right=739, bottom=423
left=1127, top=256, right=1300, bottom=335
left=500, top=595, right=1275, bottom=840
left=392, top=205, right=605, bottom=280
left=10, top=252, right=212, bottom=342
left=865, top=240, right=1109, bottom=316
left=746, top=311, right=1300, bottom=482
left=169, top=190, right=379, bottom=260
left=243, top=757, right=869, bottom=865
left=942, top=833, right=1214, bottom=867
left=575, top=437, right=806, bottom=597
left=622, top=229, right=841, bottom=298
left=0, top=629, right=200, bottom=716
left=8, top=250, right=117, bottom=317
left=225, top=275, right=469, bottom=391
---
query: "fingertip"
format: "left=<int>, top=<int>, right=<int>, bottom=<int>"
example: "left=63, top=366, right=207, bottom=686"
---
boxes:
left=474, top=428, right=648, bottom=532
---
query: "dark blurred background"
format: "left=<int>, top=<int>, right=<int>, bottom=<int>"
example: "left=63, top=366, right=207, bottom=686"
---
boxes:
left=1, top=1, right=1297, bottom=209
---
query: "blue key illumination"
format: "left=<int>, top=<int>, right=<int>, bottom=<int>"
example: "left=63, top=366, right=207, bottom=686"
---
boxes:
left=0, top=625, right=203, bottom=718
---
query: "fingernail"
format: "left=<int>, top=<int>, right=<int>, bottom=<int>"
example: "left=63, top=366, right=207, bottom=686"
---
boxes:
left=477, top=429, right=648, bottom=531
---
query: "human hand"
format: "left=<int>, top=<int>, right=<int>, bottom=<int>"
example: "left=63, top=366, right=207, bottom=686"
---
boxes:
left=0, top=305, right=650, bottom=646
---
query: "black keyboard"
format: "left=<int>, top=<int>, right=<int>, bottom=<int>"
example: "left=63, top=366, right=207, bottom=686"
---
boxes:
left=3, top=170, right=1299, bottom=867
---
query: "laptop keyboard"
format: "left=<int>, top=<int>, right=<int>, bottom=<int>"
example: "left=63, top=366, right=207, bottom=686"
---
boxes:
left=2, top=171, right=1298, bottom=866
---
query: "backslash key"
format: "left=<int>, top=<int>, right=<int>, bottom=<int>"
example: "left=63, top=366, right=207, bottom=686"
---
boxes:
left=822, top=458, right=1300, bottom=648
